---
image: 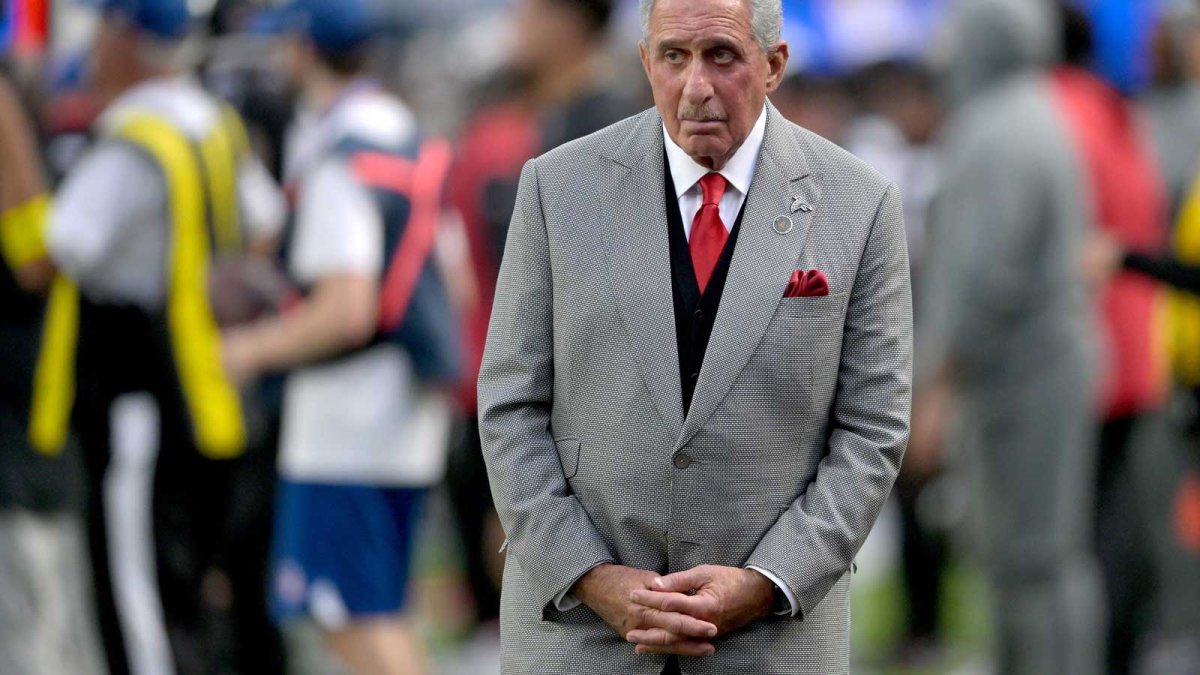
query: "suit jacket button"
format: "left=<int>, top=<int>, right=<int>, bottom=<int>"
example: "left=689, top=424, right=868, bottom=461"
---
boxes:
left=673, top=453, right=693, bottom=469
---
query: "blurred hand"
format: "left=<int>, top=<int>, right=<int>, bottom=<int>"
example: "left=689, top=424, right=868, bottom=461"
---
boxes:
left=12, top=258, right=55, bottom=295
left=574, top=563, right=718, bottom=657
left=1080, top=232, right=1124, bottom=286
left=221, top=328, right=263, bottom=387
left=626, top=565, right=774, bottom=655
left=908, top=375, right=955, bottom=479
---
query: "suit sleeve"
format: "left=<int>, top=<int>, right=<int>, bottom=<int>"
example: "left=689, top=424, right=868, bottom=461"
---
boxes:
left=745, top=182, right=912, bottom=618
left=477, top=159, right=615, bottom=617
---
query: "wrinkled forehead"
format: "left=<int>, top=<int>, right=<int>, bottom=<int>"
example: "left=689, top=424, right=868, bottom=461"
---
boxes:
left=645, top=0, right=756, bottom=48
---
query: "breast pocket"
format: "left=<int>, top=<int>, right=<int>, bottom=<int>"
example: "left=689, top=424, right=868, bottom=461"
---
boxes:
left=758, top=294, right=847, bottom=398
left=773, top=291, right=849, bottom=319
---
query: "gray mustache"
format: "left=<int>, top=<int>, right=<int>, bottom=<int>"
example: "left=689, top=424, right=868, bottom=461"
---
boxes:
left=678, top=107, right=725, bottom=122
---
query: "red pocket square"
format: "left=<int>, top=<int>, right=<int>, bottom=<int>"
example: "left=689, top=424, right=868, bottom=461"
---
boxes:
left=783, top=269, right=830, bottom=298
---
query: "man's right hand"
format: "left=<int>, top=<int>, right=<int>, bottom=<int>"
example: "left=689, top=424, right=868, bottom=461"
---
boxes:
left=573, top=563, right=718, bottom=657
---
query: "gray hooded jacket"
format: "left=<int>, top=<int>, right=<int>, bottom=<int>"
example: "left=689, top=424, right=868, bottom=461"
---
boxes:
left=923, top=0, right=1096, bottom=400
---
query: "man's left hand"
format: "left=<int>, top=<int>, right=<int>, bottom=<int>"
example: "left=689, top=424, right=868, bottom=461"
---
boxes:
left=625, top=565, right=774, bottom=655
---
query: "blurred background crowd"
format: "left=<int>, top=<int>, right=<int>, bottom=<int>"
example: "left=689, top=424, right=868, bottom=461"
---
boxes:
left=1, top=0, right=1199, bottom=673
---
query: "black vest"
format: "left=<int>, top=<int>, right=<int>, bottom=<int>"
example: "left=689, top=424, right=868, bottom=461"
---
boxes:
left=664, top=158, right=745, bottom=415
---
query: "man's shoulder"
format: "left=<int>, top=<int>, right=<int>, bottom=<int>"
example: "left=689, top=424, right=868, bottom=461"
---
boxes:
left=524, top=107, right=894, bottom=198
left=945, top=74, right=1069, bottom=166
left=330, top=91, right=419, bottom=151
left=778, top=117, right=892, bottom=195
left=100, top=78, right=228, bottom=142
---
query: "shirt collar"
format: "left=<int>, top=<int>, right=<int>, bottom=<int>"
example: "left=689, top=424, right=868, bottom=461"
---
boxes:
left=663, top=105, right=767, bottom=199
left=97, top=75, right=192, bottom=135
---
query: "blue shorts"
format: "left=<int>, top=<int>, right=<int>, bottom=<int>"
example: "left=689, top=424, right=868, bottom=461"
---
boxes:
left=269, top=480, right=426, bottom=627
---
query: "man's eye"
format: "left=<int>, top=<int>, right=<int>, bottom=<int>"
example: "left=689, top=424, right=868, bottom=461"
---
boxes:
left=712, top=49, right=734, bottom=64
left=664, top=50, right=685, bottom=64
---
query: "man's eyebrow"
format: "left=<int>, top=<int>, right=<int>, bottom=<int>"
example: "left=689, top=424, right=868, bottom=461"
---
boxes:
left=703, top=37, right=744, bottom=52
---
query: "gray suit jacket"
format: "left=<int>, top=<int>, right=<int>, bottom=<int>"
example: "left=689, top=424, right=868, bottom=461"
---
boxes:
left=479, top=103, right=912, bottom=675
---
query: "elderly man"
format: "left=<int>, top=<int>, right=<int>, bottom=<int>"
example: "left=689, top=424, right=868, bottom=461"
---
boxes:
left=478, top=0, right=912, bottom=673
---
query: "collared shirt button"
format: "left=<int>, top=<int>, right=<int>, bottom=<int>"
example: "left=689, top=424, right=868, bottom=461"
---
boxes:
left=673, top=453, right=693, bottom=469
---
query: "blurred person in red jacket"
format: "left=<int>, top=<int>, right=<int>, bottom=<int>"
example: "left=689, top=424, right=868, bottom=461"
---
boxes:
left=1050, top=6, right=1171, bottom=672
left=442, top=0, right=636, bottom=634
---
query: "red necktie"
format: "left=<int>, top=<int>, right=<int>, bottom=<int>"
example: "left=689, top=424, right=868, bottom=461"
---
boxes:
left=690, top=173, right=729, bottom=294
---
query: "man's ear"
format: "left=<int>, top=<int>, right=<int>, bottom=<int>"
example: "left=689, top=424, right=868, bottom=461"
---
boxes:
left=639, top=40, right=652, bottom=80
left=765, top=41, right=790, bottom=94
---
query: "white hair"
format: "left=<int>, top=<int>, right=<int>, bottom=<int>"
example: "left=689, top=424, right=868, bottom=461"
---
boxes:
left=639, top=0, right=783, bottom=52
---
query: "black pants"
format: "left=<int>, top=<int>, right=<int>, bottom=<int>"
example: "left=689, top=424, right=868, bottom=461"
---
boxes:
left=1096, top=415, right=1154, bottom=675
left=444, top=415, right=501, bottom=625
left=74, top=304, right=248, bottom=675
left=895, top=467, right=947, bottom=641
left=219, top=404, right=285, bottom=675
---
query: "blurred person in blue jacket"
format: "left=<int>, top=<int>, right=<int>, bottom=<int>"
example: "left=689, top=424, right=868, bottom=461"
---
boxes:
left=220, top=0, right=461, bottom=672
left=920, top=0, right=1105, bottom=672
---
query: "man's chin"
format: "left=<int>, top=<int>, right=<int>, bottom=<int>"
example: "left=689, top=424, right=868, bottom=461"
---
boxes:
left=681, top=138, right=733, bottom=167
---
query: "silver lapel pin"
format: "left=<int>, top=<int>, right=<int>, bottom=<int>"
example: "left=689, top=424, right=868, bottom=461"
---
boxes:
left=790, top=197, right=812, bottom=214
left=773, top=216, right=794, bottom=235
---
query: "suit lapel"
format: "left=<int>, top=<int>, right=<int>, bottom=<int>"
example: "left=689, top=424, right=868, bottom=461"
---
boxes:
left=600, top=111, right=685, bottom=436
left=678, top=105, right=822, bottom=449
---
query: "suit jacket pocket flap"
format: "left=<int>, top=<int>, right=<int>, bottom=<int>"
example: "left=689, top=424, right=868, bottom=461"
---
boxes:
left=776, top=292, right=849, bottom=318
left=554, top=437, right=580, bottom=479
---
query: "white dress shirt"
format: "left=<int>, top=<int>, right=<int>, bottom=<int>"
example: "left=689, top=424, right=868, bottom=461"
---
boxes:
left=554, top=106, right=799, bottom=618
left=664, top=106, right=767, bottom=239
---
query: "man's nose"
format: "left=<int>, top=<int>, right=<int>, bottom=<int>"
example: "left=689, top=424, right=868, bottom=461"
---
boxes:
left=681, top=62, right=714, bottom=104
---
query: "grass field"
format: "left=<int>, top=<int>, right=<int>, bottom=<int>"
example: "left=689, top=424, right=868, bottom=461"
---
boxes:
left=850, top=562, right=993, bottom=674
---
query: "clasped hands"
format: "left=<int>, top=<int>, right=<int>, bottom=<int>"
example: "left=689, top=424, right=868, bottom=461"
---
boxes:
left=572, top=562, right=776, bottom=658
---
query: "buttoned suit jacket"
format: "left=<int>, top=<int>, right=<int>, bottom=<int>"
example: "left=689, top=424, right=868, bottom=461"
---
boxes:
left=478, top=103, right=912, bottom=675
